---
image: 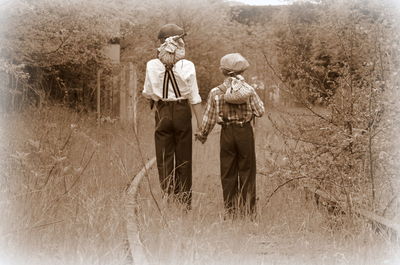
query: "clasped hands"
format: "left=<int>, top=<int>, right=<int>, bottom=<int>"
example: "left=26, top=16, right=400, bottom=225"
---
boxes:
left=195, top=132, right=207, bottom=144
left=195, top=124, right=206, bottom=144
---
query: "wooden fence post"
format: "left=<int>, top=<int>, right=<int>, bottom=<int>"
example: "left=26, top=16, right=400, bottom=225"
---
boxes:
left=97, top=69, right=102, bottom=126
left=112, top=71, right=119, bottom=118
left=133, top=65, right=138, bottom=134
left=11, top=74, right=15, bottom=111
left=127, top=63, right=133, bottom=123
left=120, top=64, right=127, bottom=123
left=127, top=63, right=138, bottom=133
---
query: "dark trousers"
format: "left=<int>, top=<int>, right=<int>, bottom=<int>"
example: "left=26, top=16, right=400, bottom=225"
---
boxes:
left=220, top=122, right=256, bottom=215
left=154, top=100, right=192, bottom=207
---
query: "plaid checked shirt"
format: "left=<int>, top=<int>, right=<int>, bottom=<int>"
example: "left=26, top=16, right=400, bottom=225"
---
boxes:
left=200, top=83, right=265, bottom=138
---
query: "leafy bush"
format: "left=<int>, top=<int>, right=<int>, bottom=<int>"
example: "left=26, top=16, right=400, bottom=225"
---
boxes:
left=0, top=0, right=138, bottom=109
left=263, top=0, right=400, bottom=217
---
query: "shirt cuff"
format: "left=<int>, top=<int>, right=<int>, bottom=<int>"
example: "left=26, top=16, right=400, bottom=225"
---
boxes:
left=142, top=91, right=158, bottom=101
left=189, top=93, right=202, bottom=104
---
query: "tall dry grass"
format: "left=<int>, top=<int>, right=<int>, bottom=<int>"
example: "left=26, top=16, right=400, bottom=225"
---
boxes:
left=0, top=104, right=399, bottom=265
left=135, top=109, right=400, bottom=265
left=0, top=102, right=153, bottom=265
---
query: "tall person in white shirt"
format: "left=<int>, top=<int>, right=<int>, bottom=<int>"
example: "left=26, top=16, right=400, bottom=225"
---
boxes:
left=142, top=24, right=203, bottom=209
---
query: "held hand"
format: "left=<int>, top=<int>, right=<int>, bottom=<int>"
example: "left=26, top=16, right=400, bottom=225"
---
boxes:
left=194, top=132, right=207, bottom=144
left=196, top=121, right=202, bottom=132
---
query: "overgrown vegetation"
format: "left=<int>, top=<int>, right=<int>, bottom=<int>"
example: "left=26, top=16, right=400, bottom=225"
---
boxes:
left=259, top=0, right=400, bottom=220
left=0, top=0, right=399, bottom=264
left=0, top=103, right=154, bottom=264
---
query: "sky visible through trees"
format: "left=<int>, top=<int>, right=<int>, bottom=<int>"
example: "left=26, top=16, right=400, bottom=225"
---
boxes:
left=236, top=0, right=287, bottom=5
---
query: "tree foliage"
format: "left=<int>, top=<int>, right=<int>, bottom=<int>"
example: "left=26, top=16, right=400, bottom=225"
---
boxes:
left=262, top=0, right=400, bottom=216
left=0, top=0, right=142, bottom=108
left=1, top=0, right=250, bottom=107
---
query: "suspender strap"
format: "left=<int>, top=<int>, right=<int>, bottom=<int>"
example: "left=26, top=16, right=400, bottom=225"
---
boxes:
left=162, top=70, right=169, bottom=99
left=167, top=70, right=182, bottom=98
left=162, top=65, right=181, bottom=99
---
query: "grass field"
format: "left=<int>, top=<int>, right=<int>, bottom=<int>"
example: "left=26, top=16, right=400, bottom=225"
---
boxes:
left=0, top=103, right=399, bottom=265
left=136, top=109, right=400, bottom=265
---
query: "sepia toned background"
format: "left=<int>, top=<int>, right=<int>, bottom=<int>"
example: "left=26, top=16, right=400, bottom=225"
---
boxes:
left=0, top=0, right=399, bottom=264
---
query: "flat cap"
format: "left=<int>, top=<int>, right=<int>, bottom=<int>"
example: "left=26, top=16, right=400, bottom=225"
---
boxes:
left=220, top=53, right=250, bottom=73
left=158, top=24, right=184, bottom=40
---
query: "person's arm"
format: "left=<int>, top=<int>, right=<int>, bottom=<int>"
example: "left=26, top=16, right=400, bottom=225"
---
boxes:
left=191, top=103, right=203, bottom=130
left=198, top=91, right=217, bottom=142
left=142, top=63, right=153, bottom=98
left=142, top=61, right=158, bottom=103
left=143, top=62, right=159, bottom=109
left=186, top=62, right=203, bottom=129
left=250, top=90, right=265, bottom=117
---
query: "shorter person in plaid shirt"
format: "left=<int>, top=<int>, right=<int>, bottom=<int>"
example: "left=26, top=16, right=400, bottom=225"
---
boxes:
left=196, top=53, right=264, bottom=217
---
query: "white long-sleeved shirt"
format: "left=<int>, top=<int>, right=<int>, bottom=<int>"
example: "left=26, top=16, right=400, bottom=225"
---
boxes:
left=142, top=59, right=202, bottom=104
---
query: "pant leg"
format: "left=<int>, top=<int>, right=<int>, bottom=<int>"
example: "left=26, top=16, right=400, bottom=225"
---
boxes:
left=172, top=101, right=193, bottom=207
left=155, top=103, right=175, bottom=195
left=235, top=124, right=257, bottom=215
left=220, top=126, right=239, bottom=213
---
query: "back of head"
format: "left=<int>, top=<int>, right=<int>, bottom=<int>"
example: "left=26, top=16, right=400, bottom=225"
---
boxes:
left=220, top=53, right=250, bottom=76
left=158, top=24, right=184, bottom=42
left=157, top=24, right=186, bottom=66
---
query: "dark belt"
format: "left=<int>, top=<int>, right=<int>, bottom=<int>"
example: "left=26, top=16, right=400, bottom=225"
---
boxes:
left=156, top=99, right=188, bottom=107
left=221, top=121, right=251, bottom=128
